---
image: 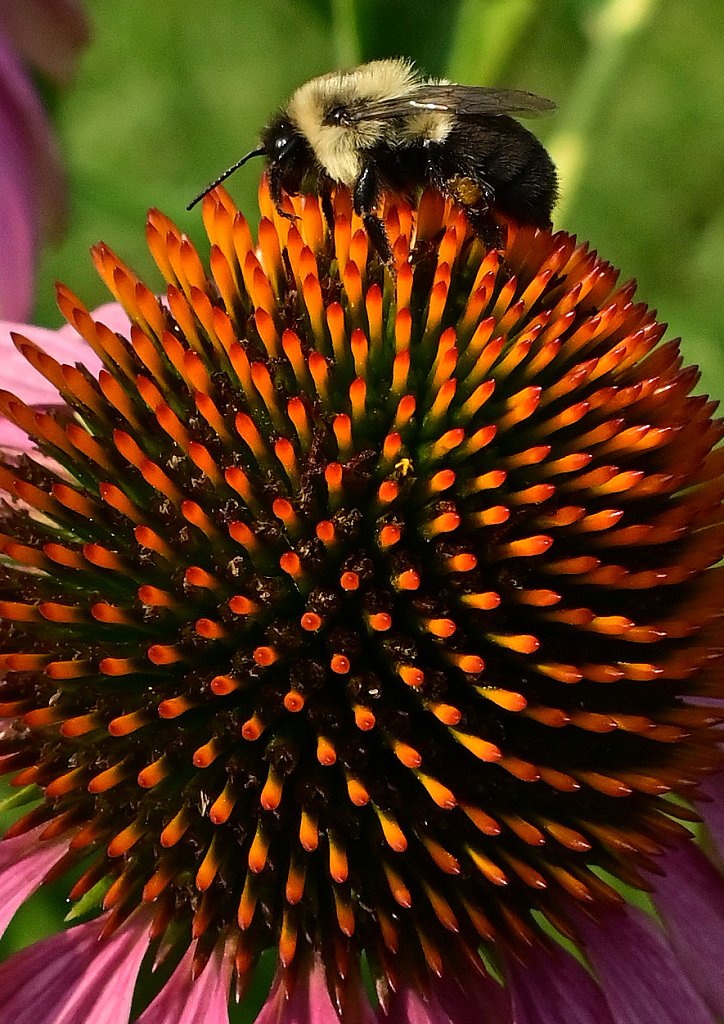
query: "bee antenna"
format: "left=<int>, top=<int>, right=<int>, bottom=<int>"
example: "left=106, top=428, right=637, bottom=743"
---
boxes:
left=186, top=147, right=266, bottom=210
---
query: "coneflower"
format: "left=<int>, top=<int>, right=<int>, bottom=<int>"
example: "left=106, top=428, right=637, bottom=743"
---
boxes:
left=0, top=181, right=721, bottom=1024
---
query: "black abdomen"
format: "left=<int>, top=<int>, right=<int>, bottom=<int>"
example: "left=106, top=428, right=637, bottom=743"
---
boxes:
left=441, top=116, right=558, bottom=226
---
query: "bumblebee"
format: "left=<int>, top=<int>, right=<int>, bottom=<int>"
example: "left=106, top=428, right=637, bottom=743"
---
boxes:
left=189, top=58, right=557, bottom=257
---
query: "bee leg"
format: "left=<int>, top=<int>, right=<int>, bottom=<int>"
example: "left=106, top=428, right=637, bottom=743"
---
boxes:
left=465, top=206, right=504, bottom=251
left=363, top=214, right=392, bottom=265
left=354, top=162, right=393, bottom=266
left=446, top=176, right=503, bottom=251
left=269, top=167, right=300, bottom=221
left=321, top=188, right=336, bottom=237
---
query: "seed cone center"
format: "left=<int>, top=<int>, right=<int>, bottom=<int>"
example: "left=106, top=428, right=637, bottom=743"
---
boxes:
left=0, top=185, right=721, bottom=989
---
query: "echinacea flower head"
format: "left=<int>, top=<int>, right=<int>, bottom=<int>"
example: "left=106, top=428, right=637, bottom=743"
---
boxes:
left=0, top=181, right=722, bottom=1024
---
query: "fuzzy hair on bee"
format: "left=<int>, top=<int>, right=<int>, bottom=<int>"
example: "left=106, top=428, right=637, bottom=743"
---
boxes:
left=188, top=57, right=558, bottom=260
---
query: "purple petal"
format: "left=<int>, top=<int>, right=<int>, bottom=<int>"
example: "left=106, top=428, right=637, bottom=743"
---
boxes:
left=0, top=910, right=151, bottom=1024
left=649, top=840, right=724, bottom=1017
left=137, top=939, right=232, bottom=1024
left=696, top=771, right=724, bottom=859
left=574, top=905, right=714, bottom=1024
left=0, top=419, right=33, bottom=453
left=384, top=970, right=511, bottom=1024
left=254, top=955, right=373, bottom=1024
left=386, top=988, right=453, bottom=1024
left=506, top=944, right=616, bottom=1024
left=434, top=970, right=511, bottom=1024
left=0, top=823, right=70, bottom=939
left=0, top=2, right=90, bottom=85
left=0, top=37, right=38, bottom=321
left=0, top=29, right=69, bottom=319
left=251, top=974, right=288, bottom=1024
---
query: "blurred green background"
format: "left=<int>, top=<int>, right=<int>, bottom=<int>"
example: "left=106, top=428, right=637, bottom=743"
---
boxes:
left=3, top=0, right=724, bottom=1017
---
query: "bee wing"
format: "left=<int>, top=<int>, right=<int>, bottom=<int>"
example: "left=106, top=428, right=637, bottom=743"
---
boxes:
left=348, top=86, right=555, bottom=122
left=413, top=86, right=555, bottom=117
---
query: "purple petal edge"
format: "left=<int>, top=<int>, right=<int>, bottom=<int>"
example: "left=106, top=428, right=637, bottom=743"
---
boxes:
left=383, top=969, right=511, bottom=1024
left=574, top=904, right=714, bottom=1024
left=696, top=771, right=724, bottom=861
left=649, top=840, right=724, bottom=1017
left=506, top=944, right=616, bottom=1024
left=0, top=44, right=36, bottom=322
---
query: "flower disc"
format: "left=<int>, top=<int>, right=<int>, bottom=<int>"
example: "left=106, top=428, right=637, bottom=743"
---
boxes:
left=0, top=182, right=721, bottom=1000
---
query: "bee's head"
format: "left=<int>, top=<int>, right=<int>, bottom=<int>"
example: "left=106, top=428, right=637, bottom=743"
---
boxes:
left=262, top=117, right=304, bottom=166
left=260, top=115, right=314, bottom=201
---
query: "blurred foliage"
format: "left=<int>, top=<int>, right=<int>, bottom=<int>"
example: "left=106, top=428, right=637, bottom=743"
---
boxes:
left=5, top=0, right=723, bottom=1017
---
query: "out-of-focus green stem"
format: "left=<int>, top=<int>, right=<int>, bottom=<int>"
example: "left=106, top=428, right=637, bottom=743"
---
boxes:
left=331, top=0, right=360, bottom=69
left=446, top=0, right=536, bottom=83
left=550, top=0, right=660, bottom=221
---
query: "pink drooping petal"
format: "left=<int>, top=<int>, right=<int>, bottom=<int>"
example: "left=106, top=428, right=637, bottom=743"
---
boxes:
left=574, top=905, right=714, bottom=1024
left=136, top=939, right=232, bottom=1024
left=0, top=304, right=125, bottom=451
left=254, top=955, right=372, bottom=1024
left=506, top=944, right=616, bottom=1024
left=51, top=302, right=133, bottom=361
left=0, top=910, right=151, bottom=1024
left=0, top=822, right=70, bottom=939
left=0, top=2, right=90, bottom=86
left=649, top=840, right=724, bottom=1017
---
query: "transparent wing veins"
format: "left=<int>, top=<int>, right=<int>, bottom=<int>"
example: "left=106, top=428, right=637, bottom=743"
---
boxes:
left=346, top=86, right=555, bottom=123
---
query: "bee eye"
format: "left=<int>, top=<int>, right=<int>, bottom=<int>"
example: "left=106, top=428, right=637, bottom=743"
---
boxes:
left=269, top=129, right=300, bottom=163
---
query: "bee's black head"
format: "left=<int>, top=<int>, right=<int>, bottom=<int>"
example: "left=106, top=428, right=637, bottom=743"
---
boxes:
left=261, top=117, right=306, bottom=168
left=260, top=116, right=314, bottom=203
